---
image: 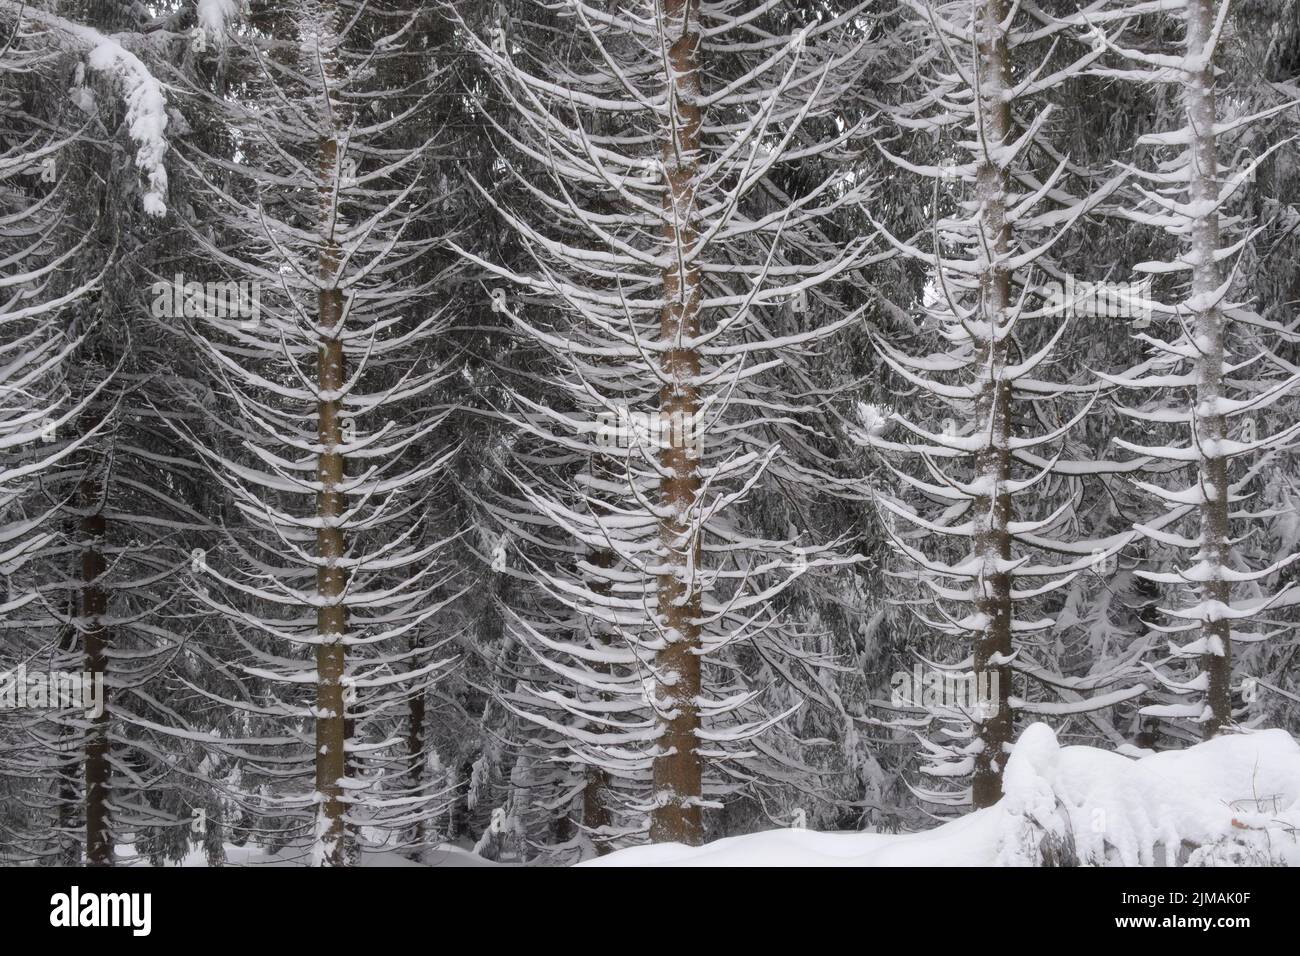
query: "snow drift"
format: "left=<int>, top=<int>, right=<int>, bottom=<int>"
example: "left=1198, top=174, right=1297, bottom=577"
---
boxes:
left=587, top=723, right=1300, bottom=867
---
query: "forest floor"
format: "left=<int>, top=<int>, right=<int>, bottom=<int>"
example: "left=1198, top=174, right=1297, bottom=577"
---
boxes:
left=118, top=723, right=1300, bottom=867
left=587, top=724, right=1300, bottom=867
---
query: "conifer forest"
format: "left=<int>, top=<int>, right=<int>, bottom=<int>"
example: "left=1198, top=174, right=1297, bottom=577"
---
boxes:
left=3, top=0, right=1300, bottom=873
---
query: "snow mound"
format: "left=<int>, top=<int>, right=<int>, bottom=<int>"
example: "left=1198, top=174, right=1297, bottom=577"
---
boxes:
left=586, top=723, right=1300, bottom=867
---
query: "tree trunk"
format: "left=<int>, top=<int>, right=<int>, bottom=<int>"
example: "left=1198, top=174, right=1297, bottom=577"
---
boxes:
left=448, top=758, right=474, bottom=842
left=57, top=584, right=80, bottom=864
left=314, top=310, right=348, bottom=864
left=81, top=475, right=111, bottom=864
left=313, top=29, right=350, bottom=859
left=581, top=765, right=612, bottom=852
left=971, top=0, right=1015, bottom=809
left=581, top=523, right=617, bottom=851
left=407, top=647, right=426, bottom=853
left=1182, top=0, right=1232, bottom=736
left=650, top=0, right=705, bottom=845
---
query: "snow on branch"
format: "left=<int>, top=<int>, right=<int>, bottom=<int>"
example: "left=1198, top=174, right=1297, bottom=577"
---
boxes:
left=0, top=1, right=170, bottom=215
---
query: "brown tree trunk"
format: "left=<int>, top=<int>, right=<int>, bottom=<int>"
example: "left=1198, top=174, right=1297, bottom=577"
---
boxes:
left=971, top=0, right=1015, bottom=809
left=313, top=109, right=350, bottom=864
left=650, top=0, right=705, bottom=846
left=581, top=520, right=617, bottom=852
left=81, top=475, right=111, bottom=864
left=308, top=0, right=355, bottom=866
left=581, top=765, right=611, bottom=842
left=314, top=291, right=349, bottom=865
left=407, top=646, right=426, bottom=852
left=57, top=585, right=80, bottom=864
left=448, top=758, right=474, bottom=842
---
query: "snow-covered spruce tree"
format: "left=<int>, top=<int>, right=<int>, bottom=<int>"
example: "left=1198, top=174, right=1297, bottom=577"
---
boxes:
left=169, top=0, right=461, bottom=865
left=453, top=0, right=882, bottom=846
left=0, top=12, right=104, bottom=611
left=0, top=10, right=106, bottom=865
left=0, top=1, right=210, bottom=866
left=473, top=426, right=648, bottom=855
left=857, top=0, right=1165, bottom=808
left=1078, top=0, right=1300, bottom=737
left=1225, top=0, right=1300, bottom=738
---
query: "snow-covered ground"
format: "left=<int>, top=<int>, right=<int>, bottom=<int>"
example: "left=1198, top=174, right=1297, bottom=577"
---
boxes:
left=117, top=723, right=1300, bottom=867
left=119, top=842, right=495, bottom=868
left=586, top=723, right=1300, bottom=867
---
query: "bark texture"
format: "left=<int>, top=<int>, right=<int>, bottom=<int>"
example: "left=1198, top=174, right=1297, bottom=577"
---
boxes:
left=971, top=0, right=1015, bottom=808
left=651, top=0, right=705, bottom=845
